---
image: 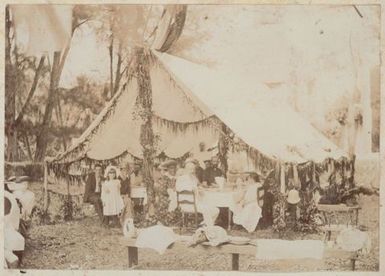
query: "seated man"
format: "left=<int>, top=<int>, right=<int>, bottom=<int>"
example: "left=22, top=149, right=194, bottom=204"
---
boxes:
left=232, top=172, right=263, bottom=233
left=203, top=156, right=224, bottom=186
left=175, top=160, right=220, bottom=226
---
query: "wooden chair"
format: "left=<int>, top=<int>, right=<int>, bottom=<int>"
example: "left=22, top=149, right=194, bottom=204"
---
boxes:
left=176, top=190, right=199, bottom=232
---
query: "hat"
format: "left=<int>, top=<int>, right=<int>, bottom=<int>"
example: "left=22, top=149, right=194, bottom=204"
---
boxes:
left=5, top=176, right=31, bottom=184
left=287, top=189, right=301, bottom=204
left=104, top=165, right=120, bottom=178
left=16, top=176, right=31, bottom=183
left=160, top=160, right=177, bottom=169
left=203, top=226, right=230, bottom=246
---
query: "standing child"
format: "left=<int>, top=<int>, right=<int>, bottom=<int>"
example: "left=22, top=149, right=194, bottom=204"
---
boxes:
left=101, top=166, right=124, bottom=227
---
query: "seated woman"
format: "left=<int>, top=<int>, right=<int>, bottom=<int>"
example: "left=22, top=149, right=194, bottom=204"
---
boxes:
left=175, top=160, right=220, bottom=226
left=233, top=172, right=263, bottom=233
left=101, top=166, right=124, bottom=227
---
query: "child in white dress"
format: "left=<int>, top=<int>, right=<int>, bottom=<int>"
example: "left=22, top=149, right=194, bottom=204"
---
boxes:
left=101, top=166, right=124, bottom=227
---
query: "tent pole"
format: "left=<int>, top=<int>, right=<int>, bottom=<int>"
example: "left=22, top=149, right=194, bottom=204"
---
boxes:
left=43, top=161, right=48, bottom=211
left=136, top=47, right=156, bottom=217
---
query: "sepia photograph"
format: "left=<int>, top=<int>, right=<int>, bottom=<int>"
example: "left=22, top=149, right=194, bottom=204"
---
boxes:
left=2, top=2, right=382, bottom=274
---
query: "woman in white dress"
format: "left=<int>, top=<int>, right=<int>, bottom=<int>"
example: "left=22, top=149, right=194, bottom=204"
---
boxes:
left=175, top=160, right=220, bottom=226
left=233, top=172, right=263, bottom=233
left=101, top=166, right=124, bottom=227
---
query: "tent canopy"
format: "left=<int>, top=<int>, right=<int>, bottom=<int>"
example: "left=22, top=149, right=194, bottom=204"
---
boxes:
left=49, top=49, right=347, bottom=169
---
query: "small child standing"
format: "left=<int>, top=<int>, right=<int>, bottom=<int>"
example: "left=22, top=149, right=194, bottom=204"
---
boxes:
left=101, top=166, right=124, bottom=227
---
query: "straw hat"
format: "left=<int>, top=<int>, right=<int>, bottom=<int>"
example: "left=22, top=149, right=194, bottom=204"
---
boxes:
left=189, top=226, right=229, bottom=247
left=287, top=189, right=301, bottom=204
left=104, top=165, right=121, bottom=178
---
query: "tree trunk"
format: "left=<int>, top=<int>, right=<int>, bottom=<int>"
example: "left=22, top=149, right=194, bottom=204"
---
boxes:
left=34, top=41, right=71, bottom=161
left=136, top=48, right=156, bottom=216
left=34, top=51, right=62, bottom=161
left=23, top=133, right=33, bottom=161
left=109, top=35, right=114, bottom=98
left=15, top=56, right=46, bottom=127
left=5, top=6, right=18, bottom=164
left=218, top=122, right=229, bottom=176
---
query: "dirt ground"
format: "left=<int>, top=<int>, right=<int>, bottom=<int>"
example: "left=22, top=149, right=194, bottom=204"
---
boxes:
left=20, top=184, right=379, bottom=272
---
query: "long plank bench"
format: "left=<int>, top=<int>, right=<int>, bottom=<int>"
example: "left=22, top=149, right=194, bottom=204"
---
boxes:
left=121, top=237, right=359, bottom=271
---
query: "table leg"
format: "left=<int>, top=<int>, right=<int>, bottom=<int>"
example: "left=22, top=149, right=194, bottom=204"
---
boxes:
left=232, top=253, right=239, bottom=271
left=128, top=246, right=138, bottom=268
left=350, top=258, right=356, bottom=271
left=355, top=209, right=359, bottom=226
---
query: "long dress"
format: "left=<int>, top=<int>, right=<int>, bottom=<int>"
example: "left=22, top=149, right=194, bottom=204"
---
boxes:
left=101, top=179, right=124, bottom=216
left=233, top=182, right=262, bottom=233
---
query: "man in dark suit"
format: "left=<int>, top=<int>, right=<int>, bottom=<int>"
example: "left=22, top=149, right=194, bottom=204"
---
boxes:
left=83, top=164, right=104, bottom=222
left=203, top=156, right=224, bottom=186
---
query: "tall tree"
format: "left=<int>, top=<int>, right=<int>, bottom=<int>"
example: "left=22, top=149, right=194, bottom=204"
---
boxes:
left=5, top=6, right=18, bottom=162
left=34, top=7, right=92, bottom=161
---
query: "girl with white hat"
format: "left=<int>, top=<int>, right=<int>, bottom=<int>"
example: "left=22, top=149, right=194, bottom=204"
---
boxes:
left=101, top=166, right=124, bottom=227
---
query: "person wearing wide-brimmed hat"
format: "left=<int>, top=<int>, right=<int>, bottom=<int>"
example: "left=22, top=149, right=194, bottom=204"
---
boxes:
left=101, top=165, right=124, bottom=227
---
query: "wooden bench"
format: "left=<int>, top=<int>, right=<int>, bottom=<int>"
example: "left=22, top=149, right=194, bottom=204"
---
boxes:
left=121, top=237, right=359, bottom=271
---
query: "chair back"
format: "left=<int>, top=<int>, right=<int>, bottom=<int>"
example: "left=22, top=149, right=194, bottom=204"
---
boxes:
left=176, top=190, right=198, bottom=214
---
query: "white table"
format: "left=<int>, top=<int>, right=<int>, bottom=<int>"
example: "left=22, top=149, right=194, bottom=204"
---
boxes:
left=199, top=187, right=245, bottom=230
left=130, top=186, right=245, bottom=229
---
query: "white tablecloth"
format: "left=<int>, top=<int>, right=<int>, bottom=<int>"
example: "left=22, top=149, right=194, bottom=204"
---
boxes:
left=130, top=186, right=245, bottom=211
left=198, top=187, right=244, bottom=212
